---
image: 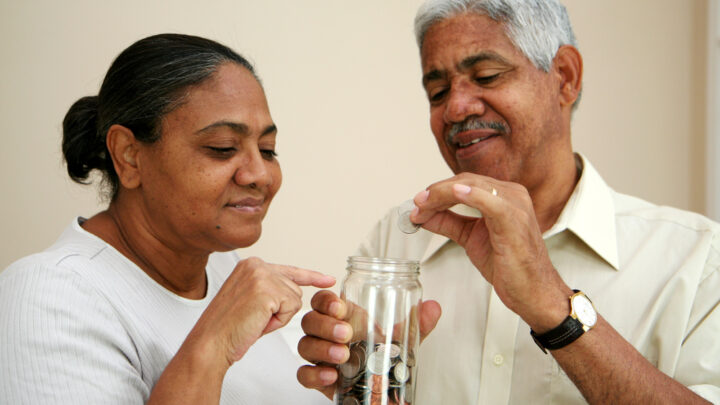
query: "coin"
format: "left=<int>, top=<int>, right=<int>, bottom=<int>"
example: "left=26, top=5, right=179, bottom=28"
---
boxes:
left=367, top=350, right=391, bottom=375
left=342, top=396, right=360, bottom=405
left=393, top=361, right=410, bottom=383
left=339, top=344, right=365, bottom=379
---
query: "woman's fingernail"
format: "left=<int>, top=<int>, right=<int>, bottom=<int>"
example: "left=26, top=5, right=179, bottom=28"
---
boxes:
left=453, top=184, right=472, bottom=194
left=415, top=189, right=430, bottom=203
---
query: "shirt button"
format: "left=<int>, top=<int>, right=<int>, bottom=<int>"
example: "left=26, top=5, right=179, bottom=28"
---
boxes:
left=493, top=354, right=504, bottom=366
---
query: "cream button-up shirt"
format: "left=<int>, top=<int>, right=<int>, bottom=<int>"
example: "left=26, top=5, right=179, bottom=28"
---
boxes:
left=356, top=154, right=720, bottom=404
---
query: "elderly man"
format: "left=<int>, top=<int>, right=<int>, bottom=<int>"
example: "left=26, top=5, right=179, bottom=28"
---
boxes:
left=297, top=0, right=720, bottom=403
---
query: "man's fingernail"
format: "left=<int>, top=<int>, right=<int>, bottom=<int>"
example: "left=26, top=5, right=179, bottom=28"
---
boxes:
left=333, top=324, right=351, bottom=340
left=319, top=369, right=336, bottom=383
left=414, top=189, right=430, bottom=203
left=453, top=184, right=472, bottom=194
left=329, top=345, right=347, bottom=362
left=329, top=301, right=340, bottom=316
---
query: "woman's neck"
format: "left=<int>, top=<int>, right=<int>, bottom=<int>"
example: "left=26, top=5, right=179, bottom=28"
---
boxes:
left=82, top=201, right=210, bottom=299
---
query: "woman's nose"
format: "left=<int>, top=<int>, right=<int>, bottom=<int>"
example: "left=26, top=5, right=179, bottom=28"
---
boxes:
left=234, top=148, right=271, bottom=189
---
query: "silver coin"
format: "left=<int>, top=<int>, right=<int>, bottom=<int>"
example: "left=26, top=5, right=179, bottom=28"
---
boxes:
left=367, top=351, right=391, bottom=375
left=396, top=200, right=421, bottom=234
left=339, top=344, right=365, bottom=378
left=342, top=396, right=360, bottom=405
left=393, top=361, right=410, bottom=383
left=387, top=343, right=401, bottom=358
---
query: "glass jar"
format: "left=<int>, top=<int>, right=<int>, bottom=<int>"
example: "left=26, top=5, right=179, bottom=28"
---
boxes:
left=335, top=256, right=422, bottom=405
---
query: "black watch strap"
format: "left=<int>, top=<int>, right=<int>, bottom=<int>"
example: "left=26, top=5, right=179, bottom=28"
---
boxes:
left=530, top=315, right=584, bottom=353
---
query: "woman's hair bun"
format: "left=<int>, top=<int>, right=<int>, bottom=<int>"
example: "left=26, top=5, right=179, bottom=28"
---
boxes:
left=62, top=95, right=105, bottom=184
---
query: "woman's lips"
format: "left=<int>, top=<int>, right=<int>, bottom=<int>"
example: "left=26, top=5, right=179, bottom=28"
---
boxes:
left=226, top=197, right=265, bottom=213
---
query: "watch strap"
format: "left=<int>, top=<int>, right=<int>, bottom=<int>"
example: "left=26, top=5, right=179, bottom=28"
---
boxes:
left=530, top=315, right=585, bottom=353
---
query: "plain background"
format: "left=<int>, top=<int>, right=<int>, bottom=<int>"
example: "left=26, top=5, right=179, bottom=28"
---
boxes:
left=0, top=1, right=712, bottom=303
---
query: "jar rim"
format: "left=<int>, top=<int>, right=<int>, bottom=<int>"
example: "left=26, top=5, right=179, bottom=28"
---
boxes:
left=347, top=256, right=420, bottom=273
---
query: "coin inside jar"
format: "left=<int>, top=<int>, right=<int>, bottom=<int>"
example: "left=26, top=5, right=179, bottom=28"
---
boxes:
left=339, top=343, right=366, bottom=379
left=393, top=361, right=410, bottom=384
left=342, top=396, right=361, bottom=405
left=367, top=350, right=392, bottom=375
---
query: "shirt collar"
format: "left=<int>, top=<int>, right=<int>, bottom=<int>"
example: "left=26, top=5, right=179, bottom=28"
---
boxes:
left=421, top=153, right=619, bottom=270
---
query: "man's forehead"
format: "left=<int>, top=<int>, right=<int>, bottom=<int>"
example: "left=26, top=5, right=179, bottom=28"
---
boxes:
left=421, top=15, right=515, bottom=63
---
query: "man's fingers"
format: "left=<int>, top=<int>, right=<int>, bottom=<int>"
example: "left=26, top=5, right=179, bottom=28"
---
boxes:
left=310, top=290, right=347, bottom=318
left=296, top=365, right=337, bottom=399
left=419, top=300, right=442, bottom=343
left=297, top=335, right=350, bottom=364
left=419, top=210, right=480, bottom=245
left=301, top=310, right=352, bottom=343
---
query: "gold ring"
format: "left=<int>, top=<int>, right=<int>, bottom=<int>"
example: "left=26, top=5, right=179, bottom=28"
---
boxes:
left=491, top=187, right=498, bottom=196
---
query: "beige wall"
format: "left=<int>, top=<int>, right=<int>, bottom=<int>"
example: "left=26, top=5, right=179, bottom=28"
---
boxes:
left=0, top=1, right=710, bottom=293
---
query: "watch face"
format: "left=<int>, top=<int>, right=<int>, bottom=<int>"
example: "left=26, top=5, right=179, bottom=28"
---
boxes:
left=572, top=294, right=597, bottom=327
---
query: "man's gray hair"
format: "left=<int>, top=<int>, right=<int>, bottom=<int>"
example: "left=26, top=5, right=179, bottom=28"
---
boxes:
left=414, top=0, right=577, bottom=73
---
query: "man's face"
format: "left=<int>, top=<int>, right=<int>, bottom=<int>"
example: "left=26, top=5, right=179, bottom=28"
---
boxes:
left=421, top=13, right=568, bottom=188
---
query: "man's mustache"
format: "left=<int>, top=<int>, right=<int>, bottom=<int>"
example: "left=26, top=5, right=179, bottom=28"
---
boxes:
left=447, top=117, right=509, bottom=144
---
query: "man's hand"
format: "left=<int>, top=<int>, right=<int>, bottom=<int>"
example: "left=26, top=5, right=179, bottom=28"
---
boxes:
left=296, top=290, right=441, bottom=399
left=410, top=172, right=572, bottom=332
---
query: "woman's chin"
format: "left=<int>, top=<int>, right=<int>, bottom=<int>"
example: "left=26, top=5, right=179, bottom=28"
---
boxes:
left=212, top=225, right=262, bottom=251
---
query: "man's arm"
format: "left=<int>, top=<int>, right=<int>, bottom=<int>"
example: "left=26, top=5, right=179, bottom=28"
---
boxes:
left=411, top=173, right=712, bottom=404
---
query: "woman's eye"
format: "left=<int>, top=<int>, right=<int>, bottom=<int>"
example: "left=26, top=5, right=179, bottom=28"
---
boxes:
left=205, top=146, right=236, bottom=158
left=261, top=149, right=278, bottom=160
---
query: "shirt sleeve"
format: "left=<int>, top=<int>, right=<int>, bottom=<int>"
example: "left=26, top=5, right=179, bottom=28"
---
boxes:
left=675, top=239, right=720, bottom=404
left=0, top=259, right=149, bottom=404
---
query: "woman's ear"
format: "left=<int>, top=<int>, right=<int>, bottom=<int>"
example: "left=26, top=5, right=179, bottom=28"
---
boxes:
left=106, top=124, right=142, bottom=189
left=553, top=45, right=583, bottom=108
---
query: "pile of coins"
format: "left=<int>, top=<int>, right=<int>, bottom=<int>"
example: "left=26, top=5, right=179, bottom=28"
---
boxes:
left=337, top=341, right=415, bottom=405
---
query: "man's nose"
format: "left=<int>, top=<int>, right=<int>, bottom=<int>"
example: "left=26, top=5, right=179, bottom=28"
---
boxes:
left=443, top=82, right=485, bottom=124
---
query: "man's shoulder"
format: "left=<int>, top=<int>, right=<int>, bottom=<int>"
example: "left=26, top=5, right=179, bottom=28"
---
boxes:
left=612, top=190, right=720, bottom=235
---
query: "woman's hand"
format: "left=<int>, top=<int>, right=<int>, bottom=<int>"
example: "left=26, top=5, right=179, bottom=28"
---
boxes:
left=149, top=257, right=334, bottom=404
left=189, top=257, right=336, bottom=369
left=296, top=290, right=441, bottom=399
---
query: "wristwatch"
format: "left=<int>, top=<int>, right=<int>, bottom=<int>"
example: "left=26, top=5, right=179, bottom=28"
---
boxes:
left=530, top=290, right=597, bottom=353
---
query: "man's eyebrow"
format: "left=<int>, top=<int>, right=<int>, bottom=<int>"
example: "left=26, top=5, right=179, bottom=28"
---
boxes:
left=195, top=121, right=277, bottom=136
left=422, top=52, right=510, bottom=87
left=459, top=52, right=510, bottom=70
left=422, top=69, right=445, bottom=87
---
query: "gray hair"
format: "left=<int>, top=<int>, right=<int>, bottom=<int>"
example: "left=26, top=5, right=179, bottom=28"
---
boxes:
left=414, top=0, right=577, bottom=73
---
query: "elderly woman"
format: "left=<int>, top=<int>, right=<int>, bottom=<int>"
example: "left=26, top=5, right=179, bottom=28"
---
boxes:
left=0, top=34, right=333, bottom=404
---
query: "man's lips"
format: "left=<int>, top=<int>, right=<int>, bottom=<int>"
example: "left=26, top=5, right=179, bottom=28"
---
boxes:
left=450, top=130, right=500, bottom=148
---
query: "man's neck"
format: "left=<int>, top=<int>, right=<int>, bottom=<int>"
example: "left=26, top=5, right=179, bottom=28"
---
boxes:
left=529, top=153, right=581, bottom=233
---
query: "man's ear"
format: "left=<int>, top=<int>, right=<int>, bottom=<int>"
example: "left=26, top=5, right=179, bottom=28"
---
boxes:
left=553, top=45, right=583, bottom=108
left=106, top=124, right=142, bottom=189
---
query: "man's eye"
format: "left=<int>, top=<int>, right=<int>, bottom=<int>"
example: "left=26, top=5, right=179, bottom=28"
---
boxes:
left=475, top=73, right=500, bottom=85
left=261, top=149, right=278, bottom=160
left=428, top=89, right=447, bottom=103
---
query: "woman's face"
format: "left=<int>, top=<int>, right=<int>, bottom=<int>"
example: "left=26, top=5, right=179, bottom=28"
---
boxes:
left=135, top=62, right=281, bottom=253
